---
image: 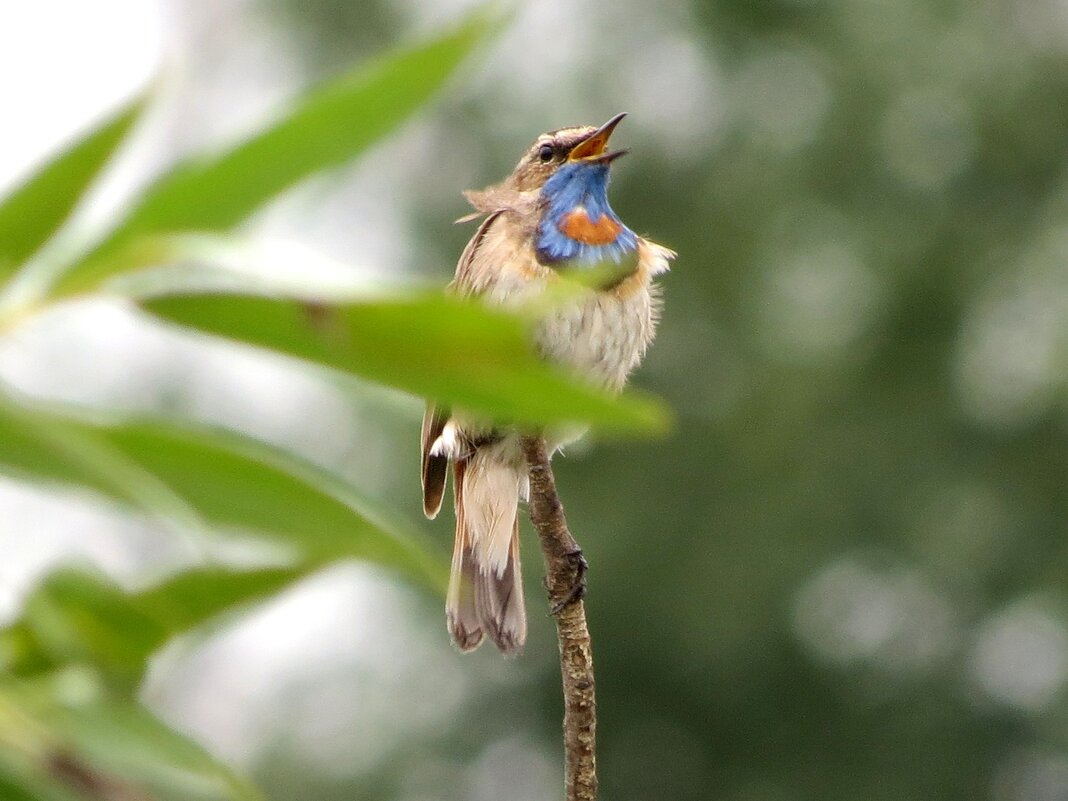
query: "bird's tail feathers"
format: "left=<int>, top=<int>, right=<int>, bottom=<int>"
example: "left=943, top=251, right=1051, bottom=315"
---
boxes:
left=446, top=459, right=483, bottom=651
left=446, top=448, right=527, bottom=655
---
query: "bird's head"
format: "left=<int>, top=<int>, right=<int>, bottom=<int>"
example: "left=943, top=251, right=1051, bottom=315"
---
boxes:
left=507, top=112, right=628, bottom=192
left=520, top=113, right=638, bottom=268
left=462, top=114, right=637, bottom=270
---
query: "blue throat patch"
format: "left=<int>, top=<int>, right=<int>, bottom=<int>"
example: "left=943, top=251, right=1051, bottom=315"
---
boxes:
left=536, top=162, right=638, bottom=267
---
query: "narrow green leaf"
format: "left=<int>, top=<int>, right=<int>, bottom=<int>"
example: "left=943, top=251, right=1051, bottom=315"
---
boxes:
left=141, top=292, right=671, bottom=433
left=0, top=752, right=82, bottom=801
left=0, top=393, right=440, bottom=582
left=133, top=565, right=306, bottom=633
left=0, top=93, right=148, bottom=281
left=0, top=678, right=264, bottom=801
left=0, top=389, right=205, bottom=531
left=50, top=697, right=264, bottom=801
left=16, top=570, right=167, bottom=686
left=51, top=7, right=500, bottom=296
left=2, top=566, right=305, bottom=688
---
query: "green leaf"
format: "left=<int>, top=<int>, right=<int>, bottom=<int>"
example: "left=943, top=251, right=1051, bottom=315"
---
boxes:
left=141, top=292, right=671, bottom=433
left=0, top=752, right=82, bottom=801
left=0, top=676, right=264, bottom=801
left=50, top=7, right=500, bottom=297
left=0, top=393, right=440, bottom=583
left=50, top=696, right=264, bottom=801
left=14, top=570, right=167, bottom=686
left=0, top=93, right=148, bottom=282
left=2, top=566, right=305, bottom=688
left=133, top=565, right=306, bottom=634
left=0, top=389, right=206, bottom=531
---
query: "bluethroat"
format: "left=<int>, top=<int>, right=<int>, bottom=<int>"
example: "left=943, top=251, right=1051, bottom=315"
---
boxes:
left=421, top=113, right=674, bottom=654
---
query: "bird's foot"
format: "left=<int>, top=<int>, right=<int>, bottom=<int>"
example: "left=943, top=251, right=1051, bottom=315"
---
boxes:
left=550, top=548, right=588, bottom=614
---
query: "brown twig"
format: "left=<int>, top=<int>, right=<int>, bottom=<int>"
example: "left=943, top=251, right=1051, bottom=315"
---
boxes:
left=521, top=435, right=597, bottom=801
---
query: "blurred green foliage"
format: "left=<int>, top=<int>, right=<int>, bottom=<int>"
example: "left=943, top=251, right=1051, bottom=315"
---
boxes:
left=393, top=2, right=1068, bottom=801
left=4, top=0, right=1068, bottom=799
left=0, top=5, right=668, bottom=799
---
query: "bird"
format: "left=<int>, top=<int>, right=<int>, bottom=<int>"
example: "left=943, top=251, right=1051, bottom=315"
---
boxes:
left=421, top=113, right=674, bottom=654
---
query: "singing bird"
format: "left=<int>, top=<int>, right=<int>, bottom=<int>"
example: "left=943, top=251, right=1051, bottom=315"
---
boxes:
left=421, top=113, right=674, bottom=654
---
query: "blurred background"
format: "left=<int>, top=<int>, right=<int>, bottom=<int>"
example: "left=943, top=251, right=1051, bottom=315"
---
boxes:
left=3, top=0, right=1068, bottom=799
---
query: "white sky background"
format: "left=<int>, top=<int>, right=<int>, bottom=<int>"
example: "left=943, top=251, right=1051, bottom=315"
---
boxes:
left=0, top=1, right=167, bottom=196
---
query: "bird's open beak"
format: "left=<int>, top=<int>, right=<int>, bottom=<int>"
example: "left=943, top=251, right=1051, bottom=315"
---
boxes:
left=568, top=112, right=628, bottom=164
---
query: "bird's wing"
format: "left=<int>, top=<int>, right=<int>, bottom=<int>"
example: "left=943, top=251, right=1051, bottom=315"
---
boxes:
left=421, top=210, right=506, bottom=518
left=452, top=210, right=505, bottom=295
left=421, top=403, right=449, bottom=519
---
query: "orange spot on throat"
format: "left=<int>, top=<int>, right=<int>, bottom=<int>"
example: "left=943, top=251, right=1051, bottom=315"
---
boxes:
left=558, top=207, right=623, bottom=245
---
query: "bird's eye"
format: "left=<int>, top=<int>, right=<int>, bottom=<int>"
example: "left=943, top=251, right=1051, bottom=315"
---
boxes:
left=538, top=144, right=554, bottom=162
